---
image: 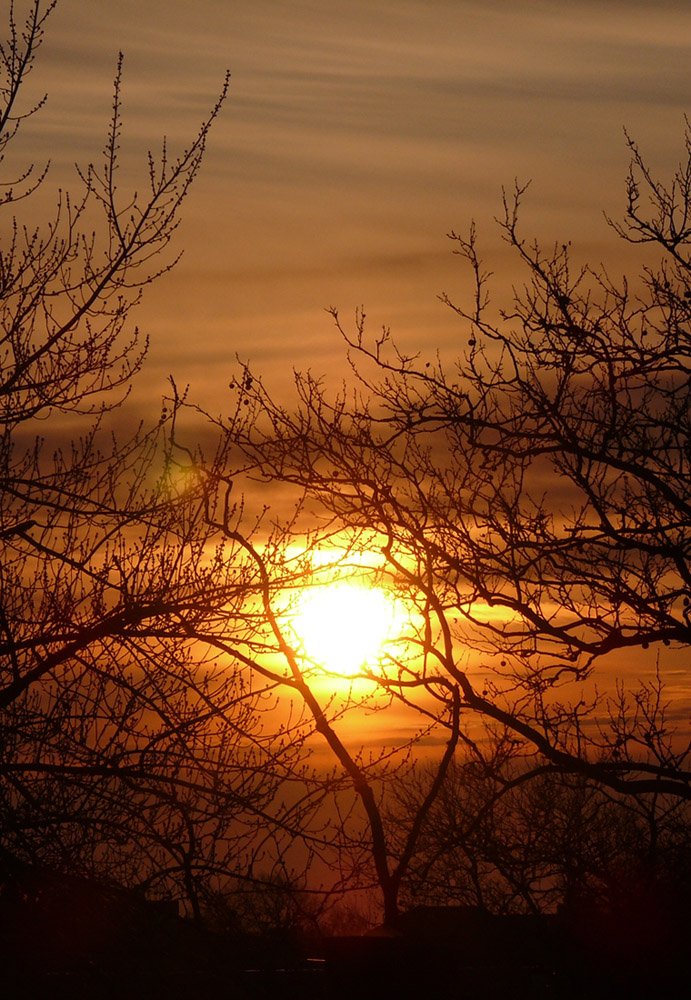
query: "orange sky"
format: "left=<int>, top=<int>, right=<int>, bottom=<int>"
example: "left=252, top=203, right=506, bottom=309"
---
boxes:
left=20, top=0, right=691, bottom=411
left=11, top=0, right=691, bottom=750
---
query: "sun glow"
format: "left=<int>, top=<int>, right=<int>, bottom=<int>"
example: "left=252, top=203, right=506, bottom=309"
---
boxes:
left=290, top=583, right=400, bottom=676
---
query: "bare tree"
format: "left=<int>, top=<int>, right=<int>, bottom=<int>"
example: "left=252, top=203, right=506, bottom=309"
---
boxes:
left=0, top=1, right=315, bottom=914
left=391, top=747, right=691, bottom=916
left=196, top=120, right=691, bottom=923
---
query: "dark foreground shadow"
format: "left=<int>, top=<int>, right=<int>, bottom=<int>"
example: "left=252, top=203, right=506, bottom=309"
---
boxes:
left=2, top=869, right=689, bottom=999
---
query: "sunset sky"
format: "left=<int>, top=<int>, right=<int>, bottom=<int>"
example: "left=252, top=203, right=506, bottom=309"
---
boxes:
left=23, top=0, right=691, bottom=410
left=11, top=0, right=691, bottom=746
left=5, top=4, right=691, bottom=952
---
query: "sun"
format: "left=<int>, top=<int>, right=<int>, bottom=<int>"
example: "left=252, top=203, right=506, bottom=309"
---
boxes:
left=290, top=583, right=399, bottom=675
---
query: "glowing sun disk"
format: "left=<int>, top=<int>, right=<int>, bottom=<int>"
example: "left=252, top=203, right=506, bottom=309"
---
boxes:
left=291, top=584, right=396, bottom=675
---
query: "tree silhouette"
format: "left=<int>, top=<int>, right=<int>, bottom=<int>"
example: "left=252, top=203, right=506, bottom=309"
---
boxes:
left=0, top=1, right=311, bottom=916
left=200, top=121, right=691, bottom=924
left=391, top=751, right=691, bottom=915
left=8, top=0, right=690, bottom=941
